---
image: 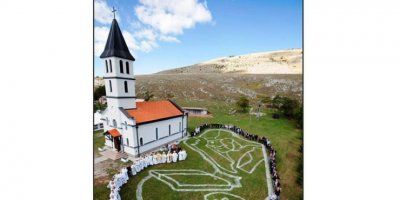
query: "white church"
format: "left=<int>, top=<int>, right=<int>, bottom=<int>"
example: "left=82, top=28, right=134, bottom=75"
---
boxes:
left=99, top=18, right=188, bottom=157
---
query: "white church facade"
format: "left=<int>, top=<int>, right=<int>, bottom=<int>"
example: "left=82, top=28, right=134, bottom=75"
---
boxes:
left=99, top=18, right=188, bottom=157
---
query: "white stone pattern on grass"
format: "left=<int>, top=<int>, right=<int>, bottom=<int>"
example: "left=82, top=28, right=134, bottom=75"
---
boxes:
left=107, top=148, right=187, bottom=200
left=137, top=129, right=270, bottom=200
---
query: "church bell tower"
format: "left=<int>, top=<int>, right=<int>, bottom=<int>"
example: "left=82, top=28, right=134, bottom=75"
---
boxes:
left=100, top=18, right=136, bottom=110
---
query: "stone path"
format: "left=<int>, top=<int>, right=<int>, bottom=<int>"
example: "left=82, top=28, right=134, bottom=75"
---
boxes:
left=94, top=155, right=108, bottom=164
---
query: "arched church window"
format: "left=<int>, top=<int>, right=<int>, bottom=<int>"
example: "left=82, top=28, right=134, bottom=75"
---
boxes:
left=113, top=119, right=117, bottom=127
left=124, top=81, right=128, bottom=93
left=140, top=138, right=143, bottom=146
left=124, top=121, right=128, bottom=130
left=105, top=60, right=109, bottom=73
left=126, top=62, right=129, bottom=74
left=126, top=138, right=129, bottom=146
left=109, top=60, right=112, bottom=72
left=106, top=117, right=109, bottom=125
left=109, top=80, right=112, bottom=92
left=119, top=60, right=124, bottom=73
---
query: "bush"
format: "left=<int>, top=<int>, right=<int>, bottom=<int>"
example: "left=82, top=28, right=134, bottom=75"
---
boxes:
left=294, top=106, right=303, bottom=128
left=144, top=91, right=154, bottom=101
left=272, top=113, right=280, bottom=119
left=236, top=96, right=250, bottom=113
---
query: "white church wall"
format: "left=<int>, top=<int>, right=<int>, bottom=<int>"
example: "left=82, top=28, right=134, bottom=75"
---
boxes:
left=136, top=116, right=186, bottom=154
left=101, top=106, right=136, bottom=151
left=107, top=98, right=136, bottom=110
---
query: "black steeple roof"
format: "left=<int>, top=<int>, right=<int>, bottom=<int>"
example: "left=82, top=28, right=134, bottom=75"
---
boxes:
left=100, top=19, right=135, bottom=61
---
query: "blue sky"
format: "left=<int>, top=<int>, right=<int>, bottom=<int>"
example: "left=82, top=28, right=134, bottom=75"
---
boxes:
left=94, top=0, right=302, bottom=76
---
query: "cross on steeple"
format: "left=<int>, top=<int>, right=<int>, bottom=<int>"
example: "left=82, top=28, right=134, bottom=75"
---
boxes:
left=112, top=6, right=117, bottom=19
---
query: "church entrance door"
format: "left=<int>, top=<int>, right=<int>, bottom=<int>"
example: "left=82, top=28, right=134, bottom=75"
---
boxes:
left=113, top=136, right=121, bottom=152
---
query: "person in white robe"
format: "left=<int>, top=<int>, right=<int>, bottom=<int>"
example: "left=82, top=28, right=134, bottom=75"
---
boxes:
left=181, top=150, right=187, bottom=160
left=139, top=157, right=144, bottom=170
left=161, top=152, right=167, bottom=163
left=148, top=154, right=152, bottom=165
left=121, top=168, right=129, bottom=184
left=157, top=152, right=165, bottom=164
left=167, top=152, right=172, bottom=163
left=148, top=154, right=154, bottom=165
left=131, top=163, right=137, bottom=176
left=178, top=150, right=184, bottom=161
left=172, top=151, right=178, bottom=162
left=152, top=153, right=158, bottom=165
left=134, top=160, right=141, bottom=173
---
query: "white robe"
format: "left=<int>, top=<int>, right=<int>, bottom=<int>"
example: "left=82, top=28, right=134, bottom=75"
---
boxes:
left=178, top=151, right=184, bottom=161
left=161, top=153, right=167, bottom=163
left=172, top=152, right=178, bottom=162
left=152, top=155, right=158, bottom=165
left=167, top=153, right=172, bottom=163
left=148, top=155, right=154, bottom=165
left=182, top=150, right=187, bottom=160
left=134, top=162, right=141, bottom=173
left=131, top=164, right=137, bottom=176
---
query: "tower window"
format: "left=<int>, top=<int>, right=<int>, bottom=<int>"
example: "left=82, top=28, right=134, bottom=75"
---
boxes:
left=109, top=80, right=112, bottom=92
left=140, top=138, right=143, bottom=146
left=113, top=119, right=117, bottom=127
left=105, top=60, right=109, bottom=73
left=124, top=81, right=128, bottom=93
left=126, top=62, right=129, bottom=74
left=109, top=60, right=112, bottom=72
left=119, top=60, right=124, bottom=73
left=156, top=128, right=158, bottom=140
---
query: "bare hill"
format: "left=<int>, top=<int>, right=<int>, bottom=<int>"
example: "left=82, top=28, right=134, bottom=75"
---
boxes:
left=156, top=49, right=302, bottom=74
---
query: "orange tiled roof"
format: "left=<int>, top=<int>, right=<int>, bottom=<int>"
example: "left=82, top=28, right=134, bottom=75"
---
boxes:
left=126, top=100, right=183, bottom=124
left=108, top=129, right=121, bottom=137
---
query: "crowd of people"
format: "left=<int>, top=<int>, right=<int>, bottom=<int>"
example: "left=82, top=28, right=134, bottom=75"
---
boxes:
left=191, top=123, right=281, bottom=200
left=107, top=145, right=187, bottom=200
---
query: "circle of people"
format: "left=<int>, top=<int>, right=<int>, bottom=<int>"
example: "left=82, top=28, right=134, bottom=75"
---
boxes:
left=192, top=123, right=281, bottom=200
left=107, top=145, right=187, bottom=200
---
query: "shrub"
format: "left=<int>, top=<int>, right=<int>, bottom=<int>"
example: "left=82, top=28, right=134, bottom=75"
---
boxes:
left=143, top=91, right=154, bottom=101
left=272, top=113, right=280, bottom=119
left=236, top=96, right=250, bottom=113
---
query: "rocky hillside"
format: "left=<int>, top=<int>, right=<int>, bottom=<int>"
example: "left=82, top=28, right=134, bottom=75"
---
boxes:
left=156, top=49, right=302, bottom=74
left=135, top=74, right=302, bottom=103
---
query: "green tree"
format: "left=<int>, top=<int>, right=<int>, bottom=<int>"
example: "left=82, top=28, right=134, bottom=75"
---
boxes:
left=280, top=97, right=298, bottom=118
left=236, top=96, right=250, bottom=113
left=93, top=101, right=106, bottom=113
left=294, top=105, right=303, bottom=128
left=94, top=85, right=106, bottom=100
left=144, top=91, right=154, bottom=101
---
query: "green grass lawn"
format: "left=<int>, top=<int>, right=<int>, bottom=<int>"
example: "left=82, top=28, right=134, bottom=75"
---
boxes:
left=178, top=100, right=303, bottom=200
left=118, top=129, right=268, bottom=200
left=94, top=100, right=303, bottom=200
left=94, top=130, right=105, bottom=157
